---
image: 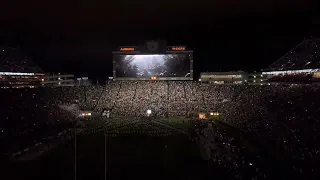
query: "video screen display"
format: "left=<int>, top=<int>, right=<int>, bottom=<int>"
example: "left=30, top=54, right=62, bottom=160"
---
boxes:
left=114, top=54, right=191, bottom=78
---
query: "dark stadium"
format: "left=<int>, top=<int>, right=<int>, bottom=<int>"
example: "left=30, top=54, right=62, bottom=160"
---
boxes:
left=0, top=1, right=320, bottom=180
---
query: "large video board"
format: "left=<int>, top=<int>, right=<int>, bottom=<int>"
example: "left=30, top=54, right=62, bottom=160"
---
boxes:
left=114, top=54, right=191, bottom=79
left=112, top=42, right=193, bottom=80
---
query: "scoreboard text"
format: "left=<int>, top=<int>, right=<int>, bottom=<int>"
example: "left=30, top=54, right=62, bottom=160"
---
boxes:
left=171, top=47, right=186, bottom=51
left=120, top=47, right=135, bottom=51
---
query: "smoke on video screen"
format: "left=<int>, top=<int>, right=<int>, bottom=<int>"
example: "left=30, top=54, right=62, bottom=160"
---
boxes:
left=115, top=54, right=191, bottom=78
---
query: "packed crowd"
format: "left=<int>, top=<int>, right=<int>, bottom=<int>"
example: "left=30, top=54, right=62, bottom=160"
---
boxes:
left=0, top=88, right=75, bottom=159
left=191, top=120, right=269, bottom=179
left=1, top=81, right=320, bottom=178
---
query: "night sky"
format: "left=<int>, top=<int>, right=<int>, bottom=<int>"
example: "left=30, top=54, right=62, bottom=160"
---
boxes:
left=0, top=0, right=319, bottom=80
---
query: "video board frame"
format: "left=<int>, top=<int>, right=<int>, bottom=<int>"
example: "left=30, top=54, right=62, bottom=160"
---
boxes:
left=112, top=45, right=193, bottom=81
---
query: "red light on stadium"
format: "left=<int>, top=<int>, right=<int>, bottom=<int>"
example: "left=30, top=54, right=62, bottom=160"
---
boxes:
left=120, top=47, right=135, bottom=51
left=172, top=47, right=185, bottom=51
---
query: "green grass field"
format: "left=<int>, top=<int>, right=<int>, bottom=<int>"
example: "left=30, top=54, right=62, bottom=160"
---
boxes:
left=157, top=117, right=192, bottom=132
left=10, top=117, right=205, bottom=180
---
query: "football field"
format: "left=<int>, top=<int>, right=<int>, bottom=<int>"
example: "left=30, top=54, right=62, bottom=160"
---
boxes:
left=10, top=117, right=208, bottom=180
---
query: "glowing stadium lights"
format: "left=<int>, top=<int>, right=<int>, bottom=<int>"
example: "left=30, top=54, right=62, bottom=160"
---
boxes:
left=262, top=68, right=320, bottom=75
left=80, top=112, right=92, bottom=117
left=0, top=72, right=35, bottom=76
left=210, top=112, right=219, bottom=116
left=147, top=110, right=152, bottom=115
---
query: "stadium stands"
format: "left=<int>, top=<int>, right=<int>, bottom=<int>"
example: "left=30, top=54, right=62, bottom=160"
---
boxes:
left=266, top=38, right=320, bottom=71
left=0, top=46, right=43, bottom=73
left=1, top=82, right=320, bottom=178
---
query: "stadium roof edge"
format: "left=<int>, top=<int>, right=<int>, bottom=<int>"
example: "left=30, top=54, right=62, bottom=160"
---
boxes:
left=0, top=46, right=44, bottom=73
left=264, top=39, right=308, bottom=71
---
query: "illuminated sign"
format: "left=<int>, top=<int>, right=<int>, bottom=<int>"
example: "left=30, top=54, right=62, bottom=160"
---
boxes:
left=198, top=113, right=207, bottom=119
left=151, top=76, right=157, bottom=80
left=120, top=47, right=135, bottom=51
left=171, top=47, right=186, bottom=51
